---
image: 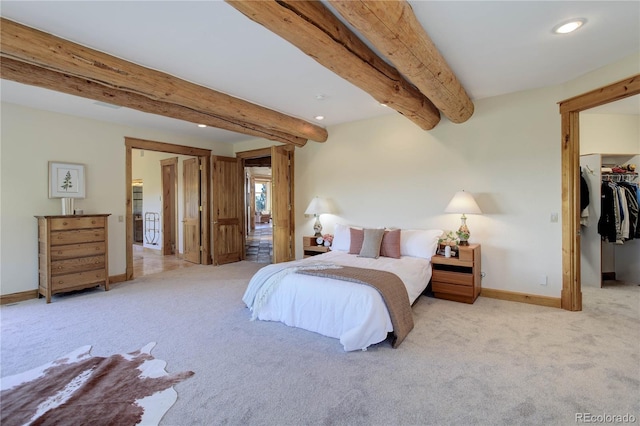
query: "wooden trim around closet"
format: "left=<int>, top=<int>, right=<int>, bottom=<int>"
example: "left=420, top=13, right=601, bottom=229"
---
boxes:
left=558, top=74, right=639, bottom=311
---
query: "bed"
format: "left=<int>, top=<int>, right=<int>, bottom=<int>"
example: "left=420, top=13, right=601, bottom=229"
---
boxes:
left=242, top=226, right=442, bottom=351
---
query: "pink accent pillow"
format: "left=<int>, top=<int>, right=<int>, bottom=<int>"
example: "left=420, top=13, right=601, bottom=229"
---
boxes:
left=379, top=229, right=401, bottom=259
left=349, top=228, right=364, bottom=254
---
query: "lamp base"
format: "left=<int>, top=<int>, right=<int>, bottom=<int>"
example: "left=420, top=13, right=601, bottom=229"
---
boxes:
left=313, top=216, right=323, bottom=237
left=457, top=214, right=471, bottom=246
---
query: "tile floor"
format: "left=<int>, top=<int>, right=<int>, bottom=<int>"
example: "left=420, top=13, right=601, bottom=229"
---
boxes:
left=132, top=223, right=272, bottom=277
left=245, top=223, right=273, bottom=264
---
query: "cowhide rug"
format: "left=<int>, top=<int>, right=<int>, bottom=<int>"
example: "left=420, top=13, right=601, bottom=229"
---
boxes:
left=0, top=343, right=194, bottom=426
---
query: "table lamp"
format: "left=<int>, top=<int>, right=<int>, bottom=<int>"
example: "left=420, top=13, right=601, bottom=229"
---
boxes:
left=304, top=197, right=332, bottom=237
left=444, top=190, right=482, bottom=245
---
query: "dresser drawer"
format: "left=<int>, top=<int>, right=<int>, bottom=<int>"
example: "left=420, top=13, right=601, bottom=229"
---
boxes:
left=432, top=269, right=473, bottom=286
left=50, top=270, right=107, bottom=292
left=50, top=229, right=105, bottom=245
left=49, top=242, right=106, bottom=260
left=51, top=255, right=105, bottom=276
left=50, top=216, right=105, bottom=231
left=433, top=281, right=474, bottom=297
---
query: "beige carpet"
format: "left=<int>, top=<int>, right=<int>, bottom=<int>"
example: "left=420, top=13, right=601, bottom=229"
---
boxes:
left=1, top=262, right=638, bottom=425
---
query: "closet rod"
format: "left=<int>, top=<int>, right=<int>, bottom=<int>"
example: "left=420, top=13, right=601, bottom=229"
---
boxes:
left=601, top=173, right=638, bottom=183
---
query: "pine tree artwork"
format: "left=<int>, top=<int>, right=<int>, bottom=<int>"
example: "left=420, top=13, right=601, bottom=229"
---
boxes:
left=49, top=162, right=84, bottom=198
left=61, top=171, right=73, bottom=191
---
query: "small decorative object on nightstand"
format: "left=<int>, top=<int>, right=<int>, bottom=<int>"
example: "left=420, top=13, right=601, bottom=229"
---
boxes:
left=431, top=244, right=481, bottom=304
left=303, top=236, right=330, bottom=258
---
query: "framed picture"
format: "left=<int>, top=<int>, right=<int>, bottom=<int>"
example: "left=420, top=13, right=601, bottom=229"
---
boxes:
left=49, top=161, right=85, bottom=198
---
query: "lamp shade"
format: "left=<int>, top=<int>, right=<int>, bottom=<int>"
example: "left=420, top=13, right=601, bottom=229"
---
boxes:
left=444, top=191, right=482, bottom=214
left=304, top=197, right=332, bottom=215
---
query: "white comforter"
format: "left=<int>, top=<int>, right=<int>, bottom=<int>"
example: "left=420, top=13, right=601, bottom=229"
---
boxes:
left=242, top=251, right=432, bottom=351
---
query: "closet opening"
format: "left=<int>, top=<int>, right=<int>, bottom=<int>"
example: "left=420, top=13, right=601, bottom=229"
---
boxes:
left=559, top=75, right=639, bottom=311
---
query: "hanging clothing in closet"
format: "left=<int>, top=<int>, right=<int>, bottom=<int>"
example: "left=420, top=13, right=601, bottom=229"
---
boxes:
left=598, top=180, right=639, bottom=244
left=580, top=168, right=590, bottom=226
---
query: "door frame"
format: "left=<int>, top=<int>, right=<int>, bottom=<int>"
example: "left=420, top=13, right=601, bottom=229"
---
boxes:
left=125, top=137, right=212, bottom=280
left=236, top=146, right=295, bottom=260
left=558, top=74, right=639, bottom=311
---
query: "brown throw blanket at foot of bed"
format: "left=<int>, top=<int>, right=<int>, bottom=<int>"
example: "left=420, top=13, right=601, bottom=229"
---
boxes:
left=297, top=266, right=414, bottom=348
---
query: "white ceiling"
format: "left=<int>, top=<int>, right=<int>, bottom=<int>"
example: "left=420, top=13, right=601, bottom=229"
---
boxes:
left=1, top=1, right=638, bottom=144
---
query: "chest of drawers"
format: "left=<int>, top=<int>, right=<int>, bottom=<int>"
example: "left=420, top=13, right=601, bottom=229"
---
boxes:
left=36, top=214, right=110, bottom=303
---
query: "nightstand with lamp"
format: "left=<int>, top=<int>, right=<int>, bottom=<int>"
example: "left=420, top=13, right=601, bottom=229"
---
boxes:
left=432, top=190, right=483, bottom=303
left=303, top=196, right=333, bottom=257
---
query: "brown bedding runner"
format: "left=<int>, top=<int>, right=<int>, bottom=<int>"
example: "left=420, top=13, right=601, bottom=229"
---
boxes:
left=296, top=265, right=414, bottom=348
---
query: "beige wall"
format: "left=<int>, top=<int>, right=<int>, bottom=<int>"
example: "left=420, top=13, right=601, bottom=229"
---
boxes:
left=2, top=53, right=638, bottom=298
left=580, top=113, right=639, bottom=154
left=292, top=86, right=564, bottom=296
left=237, top=53, right=640, bottom=298
left=0, top=104, right=232, bottom=295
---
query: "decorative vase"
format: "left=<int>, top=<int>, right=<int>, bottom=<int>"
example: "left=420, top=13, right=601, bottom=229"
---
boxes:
left=61, top=198, right=74, bottom=215
left=324, top=240, right=331, bottom=247
left=444, top=245, right=451, bottom=258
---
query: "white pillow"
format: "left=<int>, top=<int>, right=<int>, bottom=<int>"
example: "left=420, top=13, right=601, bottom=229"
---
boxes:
left=331, top=223, right=351, bottom=252
left=400, top=229, right=443, bottom=259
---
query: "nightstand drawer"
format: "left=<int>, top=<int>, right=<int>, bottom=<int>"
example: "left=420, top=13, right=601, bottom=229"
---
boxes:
left=433, top=281, right=474, bottom=297
left=432, top=269, right=473, bottom=286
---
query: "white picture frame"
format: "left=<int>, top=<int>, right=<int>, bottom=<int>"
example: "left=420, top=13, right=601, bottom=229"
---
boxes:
left=49, top=161, right=85, bottom=198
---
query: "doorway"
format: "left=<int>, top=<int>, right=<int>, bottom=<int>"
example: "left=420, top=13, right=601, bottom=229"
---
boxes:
left=559, top=74, right=639, bottom=311
left=244, top=155, right=273, bottom=263
left=236, top=145, right=296, bottom=264
left=125, top=137, right=213, bottom=281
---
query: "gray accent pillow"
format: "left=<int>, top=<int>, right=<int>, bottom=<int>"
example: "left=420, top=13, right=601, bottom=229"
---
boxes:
left=358, top=228, right=385, bottom=259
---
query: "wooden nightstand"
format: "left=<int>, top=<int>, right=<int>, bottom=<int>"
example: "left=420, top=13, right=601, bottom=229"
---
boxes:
left=431, top=244, right=481, bottom=304
left=302, top=236, right=330, bottom=258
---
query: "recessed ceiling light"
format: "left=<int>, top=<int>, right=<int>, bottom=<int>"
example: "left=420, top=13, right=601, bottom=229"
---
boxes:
left=315, top=94, right=326, bottom=101
left=553, top=18, right=586, bottom=34
left=314, top=115, right=325, bottom=120
left=197, top=124, right=207, bottom=128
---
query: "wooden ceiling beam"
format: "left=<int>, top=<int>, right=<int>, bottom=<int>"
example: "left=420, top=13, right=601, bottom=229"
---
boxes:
left=227, top=0, right=441, bottom=130
left=329, top=0, right=474, bottom=123
left=1, top=58, right=307, bottom=147
left=0, top=17, right=324, bottom=144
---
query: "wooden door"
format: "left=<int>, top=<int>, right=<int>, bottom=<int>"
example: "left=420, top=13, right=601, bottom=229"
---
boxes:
left=211, top=156, right=244, bottom=265
left=161, top=157, right=177, bottom=255
left=183, top=157, right=201, bottom=264
left=271, top=145, right=295, bottom=263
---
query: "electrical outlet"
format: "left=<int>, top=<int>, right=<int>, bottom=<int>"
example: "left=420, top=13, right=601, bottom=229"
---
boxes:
left=540, top=275, right=548, bottom=286
left=118, top=215, right=124, bottom=222
left=550, top=213, right=558, bottom=223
